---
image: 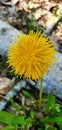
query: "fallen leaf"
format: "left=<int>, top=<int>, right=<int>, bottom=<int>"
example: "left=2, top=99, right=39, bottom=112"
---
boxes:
left=0, top=77, right=15, bottom=94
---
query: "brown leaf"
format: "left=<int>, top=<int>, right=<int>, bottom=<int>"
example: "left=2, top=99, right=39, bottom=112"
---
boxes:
left=0, top=77, right=15, bottom=94
left=11, top=0, right=19, bottom=5
left=35, top=111, right=44, bottom=119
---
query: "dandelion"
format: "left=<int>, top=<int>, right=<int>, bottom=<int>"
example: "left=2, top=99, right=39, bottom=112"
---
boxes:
left=7, top=30, right=56, bottom=80
left=7, top=30, right=56, bottom=109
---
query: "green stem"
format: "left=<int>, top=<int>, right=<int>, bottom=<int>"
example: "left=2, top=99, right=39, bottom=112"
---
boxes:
left=38, top=78, right=43, bottom=110
left=54, top=0, right=58, bottom=16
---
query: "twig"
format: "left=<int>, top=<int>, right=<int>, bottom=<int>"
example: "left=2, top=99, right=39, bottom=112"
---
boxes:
left=0, top=94, right=8, bottom=101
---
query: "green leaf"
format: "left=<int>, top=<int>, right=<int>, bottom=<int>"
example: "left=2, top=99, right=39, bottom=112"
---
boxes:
left=30, top=109, right=34, bottom=119
left=22, top=90, right=36, bottom=101
left=55, top=104, right=60, bottom=113
left=40, top=117, right=62, bottom=123
left=5, top=67, right=15, bottom=77
left=2, top=126, right=15, bottom=130
left=47, top=93, right=55, bottom=106
left=45, top=93, right=55, bottom=113
left=0, top=59, right=6, bottom=65
left=38, top=128, right=42, bottom=130
left=5, top=67, right=10, bottom=74
left=0, top=111, right=25, bottom=127
left=45, top=124, right=53, bottom=130
left=10, top=97, right=20, bottom=112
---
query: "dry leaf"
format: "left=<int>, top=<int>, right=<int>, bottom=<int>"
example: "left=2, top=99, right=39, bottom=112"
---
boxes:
left=28, top=1, right=41, bottom=9
left=0, top=77, right=15, bottom=94
left=11, top=0, right=19, bottom=5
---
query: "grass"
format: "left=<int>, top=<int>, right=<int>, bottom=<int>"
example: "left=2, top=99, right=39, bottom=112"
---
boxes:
left=0, top=92, right=62, bottom=130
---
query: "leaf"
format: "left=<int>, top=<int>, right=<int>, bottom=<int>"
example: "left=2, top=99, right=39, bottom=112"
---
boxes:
left=2, top=126, right=15, bottom=130
left=10, top=97, right=20, bottom=112
left=45, top=124, right=53, bottom=130
left=40, top=117, right=62, bottom=123
left=11, top=0, right=19, bottom=5
left=0, top=59, right=6, bottom=65
left=22, top=90, right=36, bottom=101
left=55, top=104, right=61, bottom=113
left=45, top=93, right=55, bottom=113
left=47, top=93, right=55, bottom=106
left=0, top=111, right=25, bottom=127
left=30, top=109, right=34, bottom=119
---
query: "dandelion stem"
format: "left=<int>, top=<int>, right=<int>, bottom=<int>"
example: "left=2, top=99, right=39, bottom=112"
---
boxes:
left=38, top=78, right=42, bottom=110
left=54, top=0, right=58, bottom=16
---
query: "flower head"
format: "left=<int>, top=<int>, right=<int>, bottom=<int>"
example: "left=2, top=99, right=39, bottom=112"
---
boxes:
left=7, top=30, right=56, bottom=80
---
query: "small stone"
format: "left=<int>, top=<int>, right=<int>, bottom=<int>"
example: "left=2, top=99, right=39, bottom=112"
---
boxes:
left=27, top=79, right=36, bottom=86
left=36, top=53, right=62, bottom=99
left=43, top=53, right=62, bottom=99
left=0, top=80, right=27, bottom=110
left=0, top=20, right=22, bottom=57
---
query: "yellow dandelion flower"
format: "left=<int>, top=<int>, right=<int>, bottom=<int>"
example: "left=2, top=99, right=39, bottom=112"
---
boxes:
left=7, top=30, right=56, bottom=80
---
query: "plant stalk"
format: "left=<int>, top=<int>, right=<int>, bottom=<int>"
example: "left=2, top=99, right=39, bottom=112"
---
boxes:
left=54, top=0, right=58, bottom=16
left=38, top=78, right=43, bottom=110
